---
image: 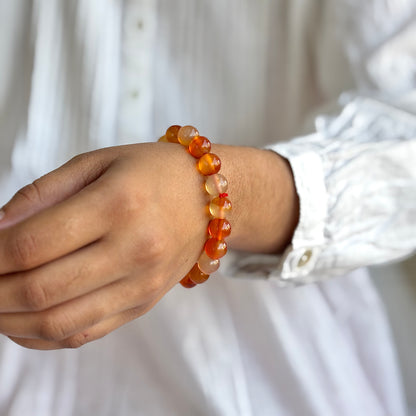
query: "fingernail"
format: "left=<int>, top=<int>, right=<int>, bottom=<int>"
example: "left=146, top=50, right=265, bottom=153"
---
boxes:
left=0, top=210, right=4, bottom=221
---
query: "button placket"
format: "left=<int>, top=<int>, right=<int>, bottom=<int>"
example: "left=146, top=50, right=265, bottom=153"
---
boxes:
left=118, top=0, right=157, bottom=141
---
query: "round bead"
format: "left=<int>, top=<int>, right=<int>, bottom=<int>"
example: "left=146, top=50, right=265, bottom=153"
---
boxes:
left=178, top=125, right=199, bottom=146
left=198, top=251, right=220, bottom=274
left=205, top=238, right=227, bottom=259
left=166, top=125, right=181, bottom=143
left=209, top=196, right=232, bottom=219
left=205, top=174, right=228, bottom=196
left=208, top=218, right=231, bottom=239
left=188, top=136, right=211, bottom=158
left=158, top=135, right=168, bottom=142
left=180, top=275, right=196, bottom=288
left=187, top=263, right=210, bottom=284
left=197, top=153, right=221, bottom=175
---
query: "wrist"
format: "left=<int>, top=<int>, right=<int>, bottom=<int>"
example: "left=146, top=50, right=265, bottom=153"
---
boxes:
left=212, top=144, right=299, bottom=254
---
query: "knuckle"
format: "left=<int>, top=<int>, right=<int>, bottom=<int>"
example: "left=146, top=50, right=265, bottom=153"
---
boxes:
left=124, top=305, right=147, bottom=321
left=16, top=182, right=43, bottom=204
left=38, top=314, right=70, bottom=341
left=110, top=187, right=138, bottom=218
left=144, top=273, right=164, bottom=297
left=146, top=234, right=167, bottom=260
left=131, top=228, right=167, bottom=265
left=64, top=332, right=89, bottom=349
left=22, top=279, right=50, bottom=311
left=130, top=273, right=164, bottom=305
left=68, top=152, right=88, bottom=166
left=8, top=231, right=39, bottom=269
left=68, top=152, right=107, bottom=186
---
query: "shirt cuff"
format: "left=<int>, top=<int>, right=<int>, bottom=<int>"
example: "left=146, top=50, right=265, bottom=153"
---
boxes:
left=222, top=95, right=416, bottom=286
left=219, top=136, right=328, bottom=286
left=265, top=141, right=327, bottom=282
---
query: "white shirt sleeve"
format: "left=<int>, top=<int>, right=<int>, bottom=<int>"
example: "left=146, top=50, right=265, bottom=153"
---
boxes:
left=223, top=95, right=416, bottom=285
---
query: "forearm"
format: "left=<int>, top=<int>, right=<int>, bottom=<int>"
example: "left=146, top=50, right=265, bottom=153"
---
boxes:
left=214, top=145, right=299, bottom=254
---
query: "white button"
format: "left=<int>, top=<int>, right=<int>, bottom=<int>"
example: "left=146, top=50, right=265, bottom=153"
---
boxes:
left=297, top=249, right=313, bottom=268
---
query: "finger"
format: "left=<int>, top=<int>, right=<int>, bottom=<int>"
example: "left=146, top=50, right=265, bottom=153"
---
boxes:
left=0, top=149, right=116, bottom=229
left=7, top=302, right=160, bottom=350
left=0, top=239, right=128, bottom=313
left=0, top=271, right=167, bottom=341
left=0, top=178, right=113, bottom=274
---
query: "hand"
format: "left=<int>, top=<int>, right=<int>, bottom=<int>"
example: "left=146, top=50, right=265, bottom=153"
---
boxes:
left=0, top=143, right=298, bottom=350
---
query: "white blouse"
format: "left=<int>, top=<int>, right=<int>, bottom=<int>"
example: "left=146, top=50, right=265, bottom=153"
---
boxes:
left=0, top=0, right=415, bottom=415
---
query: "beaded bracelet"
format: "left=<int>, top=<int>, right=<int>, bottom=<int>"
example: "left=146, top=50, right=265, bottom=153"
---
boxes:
left=159, top=125, right=232, bottom=288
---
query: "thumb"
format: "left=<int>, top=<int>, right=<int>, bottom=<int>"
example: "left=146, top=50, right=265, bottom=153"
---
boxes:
left=0, top=150, right=113, bottom=229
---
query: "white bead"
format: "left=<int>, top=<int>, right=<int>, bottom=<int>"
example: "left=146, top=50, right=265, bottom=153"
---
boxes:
left=205, top=174, right=228, bottom=196
left=197, top=251, right=220, bottom=274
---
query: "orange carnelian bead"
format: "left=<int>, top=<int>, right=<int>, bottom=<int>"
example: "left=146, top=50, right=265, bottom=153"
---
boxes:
left=198, top=251, right=220, bottom=274
left=208, top=218, right=231, bottom=239
left=178, top=125, right=199, bottom=146
left=205, top=174, right=228, bottom=196
left=205, top=238, right=227, bottom=259
left=166, top=125, right=181, bottom=143
left=158, top=135, right=168, bottom=142
left=188, top=136, right=211, bottom=158
left=187, top=263, right=210, bottom=284
left=180, top=275, right=197, bottom=288
left=209, top=196, right=232, bottom=218
left=197, top=153, right=221, bottom=175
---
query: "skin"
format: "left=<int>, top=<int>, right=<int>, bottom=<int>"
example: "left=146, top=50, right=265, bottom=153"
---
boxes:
left=0, top=142, right=299, bottom=350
